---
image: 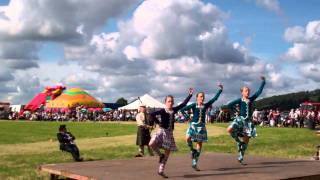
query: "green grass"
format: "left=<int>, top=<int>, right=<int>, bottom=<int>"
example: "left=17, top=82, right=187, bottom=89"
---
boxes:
left=177, top=126, right=319, bottom=158
left=211, top=123, right=319, bottom=157
left=0, top=120, right=137, bottom=144
left=1, top=145, right=138, bottom=180
left=0, top=121, right=319, bottom=179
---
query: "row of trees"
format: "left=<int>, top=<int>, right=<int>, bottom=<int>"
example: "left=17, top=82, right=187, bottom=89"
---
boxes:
left=254, top=89, right=320, bottom=111
left=116, top=97, right=128, bottom=106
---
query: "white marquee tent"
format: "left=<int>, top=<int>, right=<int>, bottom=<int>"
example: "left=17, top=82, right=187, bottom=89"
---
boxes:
left=118, top=94, right=165, bottom=110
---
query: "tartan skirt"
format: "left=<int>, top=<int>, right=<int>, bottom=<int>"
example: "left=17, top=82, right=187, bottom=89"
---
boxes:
left=186, top=122, right=208, bottom=142
left=151, top=128, right=177, bottom=151
left=228, top=116, right=257, bottom=138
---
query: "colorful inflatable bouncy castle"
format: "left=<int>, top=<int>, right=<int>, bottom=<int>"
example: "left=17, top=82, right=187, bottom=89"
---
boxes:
left=24, top=86, right=66, bottom=112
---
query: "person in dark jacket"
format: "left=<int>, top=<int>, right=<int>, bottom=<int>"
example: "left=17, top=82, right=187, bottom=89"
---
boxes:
left=149, top=88, right=193, bottom=178
left=57, top=125, right=83, bottom=162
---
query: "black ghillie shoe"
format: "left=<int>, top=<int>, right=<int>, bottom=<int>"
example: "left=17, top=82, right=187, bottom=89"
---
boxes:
left=135, top=153, right=143, bottom=158
left=76, top=157, right=83, bottom=162
left=238, top=159, right=247, bottom=166
left=158, top=172, right=168, bottom=178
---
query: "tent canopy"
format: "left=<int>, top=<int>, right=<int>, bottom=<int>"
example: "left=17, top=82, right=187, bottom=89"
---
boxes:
left=46, top=88, right=104, bottom=108
left=119, top=94, right=165, bottom=110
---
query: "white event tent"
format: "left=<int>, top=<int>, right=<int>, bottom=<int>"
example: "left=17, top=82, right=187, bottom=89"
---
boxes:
left=118, top=94, right=165, bottom=110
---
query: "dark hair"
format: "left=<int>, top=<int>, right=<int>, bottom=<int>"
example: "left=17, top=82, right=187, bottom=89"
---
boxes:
left=59, top=125, right=66, bottom=131
left=164, top=95, right=174, bottom=103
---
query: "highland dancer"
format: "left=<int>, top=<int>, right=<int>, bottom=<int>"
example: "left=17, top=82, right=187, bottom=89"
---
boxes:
left=226, top=76, right=266, bottom=165
left=149, top=88, right=193, bottom=178
left=181, top=84, right=223, bottom=171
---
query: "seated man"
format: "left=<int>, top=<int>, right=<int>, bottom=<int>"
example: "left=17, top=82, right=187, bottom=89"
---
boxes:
left=57, top=125, right=83, bottom=162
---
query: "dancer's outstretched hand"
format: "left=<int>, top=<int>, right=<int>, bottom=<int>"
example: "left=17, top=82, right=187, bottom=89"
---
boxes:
left=188, top=88, right=194, bottom=95
left=261, top=76, right=266, bottom=81
left=218, top=83, right=223, bottom=90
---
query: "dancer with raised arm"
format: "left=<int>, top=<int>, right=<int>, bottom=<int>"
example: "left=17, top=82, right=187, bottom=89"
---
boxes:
left=181, top=84, right=223, bottom=171
left=149, top=88, right=193, bottom=178
left=226, top=76, right=266, bottom=165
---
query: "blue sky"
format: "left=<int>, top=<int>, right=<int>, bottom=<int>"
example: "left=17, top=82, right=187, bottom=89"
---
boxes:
left=212, top=0, right=320, bottom=60
left=0, top=0, right=8, bottom=5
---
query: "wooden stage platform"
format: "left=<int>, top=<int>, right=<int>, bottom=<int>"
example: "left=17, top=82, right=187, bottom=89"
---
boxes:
left=39, top=153, right=320, bottom=180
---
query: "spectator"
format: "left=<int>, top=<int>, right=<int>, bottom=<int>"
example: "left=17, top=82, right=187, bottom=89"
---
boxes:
left=289, top=109, right=295, bottom=128
left=274, top=109, right=280, bottom=127
left=306, top=110, right=315, bottom=129
left=252, top=109, right=259, bottom=125
left=317, top=110, right=320, bottom=124
left=262, top=110, right=269, bottom=126
left=135, top=105, right=154, bottom=157
left=57, top=125, right=83, bottom=162
left=293, top=109, right=300, bottom=128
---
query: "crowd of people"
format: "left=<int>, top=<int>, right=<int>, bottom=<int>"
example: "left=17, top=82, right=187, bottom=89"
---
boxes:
left=5, top=105, right=320, bottom=129
left=7, top=106, right=138, bottom=122
left=175, top=107, right=320, bottom=129
left=252, top=108, right=320, bottom=128
left=6, top=105, right=236, bottom=125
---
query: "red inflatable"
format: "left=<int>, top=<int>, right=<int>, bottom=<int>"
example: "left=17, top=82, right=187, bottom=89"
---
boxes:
left=24, top=86, right=66, bottom=112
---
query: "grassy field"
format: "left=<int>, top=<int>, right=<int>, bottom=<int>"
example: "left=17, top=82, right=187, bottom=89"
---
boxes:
left=0, top=120, right=319, bottom=179
left=0, top=121, right=137, bottom=144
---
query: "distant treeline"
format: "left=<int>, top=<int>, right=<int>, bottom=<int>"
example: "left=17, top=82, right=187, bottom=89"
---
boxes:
left=253, top=89, right=320, bottom=111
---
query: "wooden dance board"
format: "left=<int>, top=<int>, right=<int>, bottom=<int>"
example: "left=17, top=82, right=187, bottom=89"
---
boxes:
left=39, top=153, right=320, bottom=180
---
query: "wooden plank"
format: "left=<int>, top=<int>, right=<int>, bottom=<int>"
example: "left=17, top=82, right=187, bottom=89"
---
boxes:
left=39, top=153, right=320, bottom=180
left=39, top=165, right=95, bottom=180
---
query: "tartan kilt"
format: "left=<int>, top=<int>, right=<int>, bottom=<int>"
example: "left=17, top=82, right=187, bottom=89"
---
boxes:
left=136, top=126, right=151, bottom=146
left=228, top=116, right=257, bottom=138
left=186, top=122, right=208, bottom=142
left=151, top=128, right=177, bottom=151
